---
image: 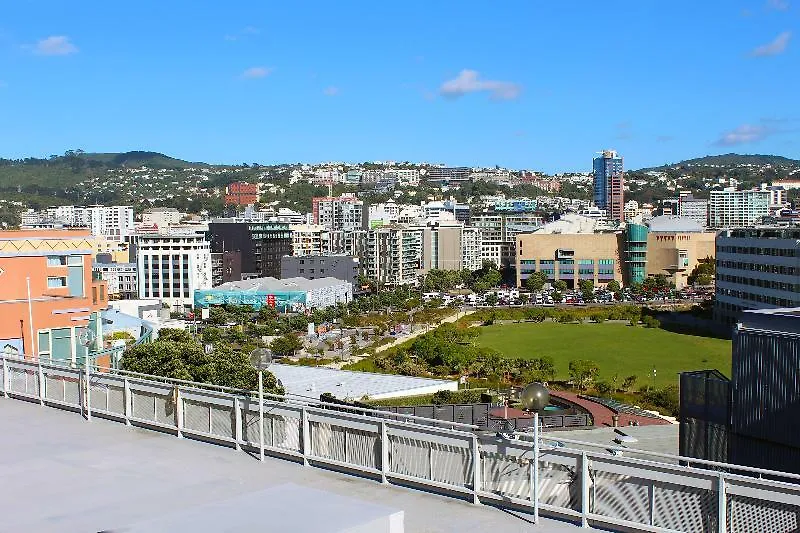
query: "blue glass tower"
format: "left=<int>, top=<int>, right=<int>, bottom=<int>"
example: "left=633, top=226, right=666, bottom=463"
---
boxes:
left=593, top=150, right=623, bottom=209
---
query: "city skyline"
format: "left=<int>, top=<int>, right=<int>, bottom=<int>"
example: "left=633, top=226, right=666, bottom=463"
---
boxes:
left=0, top=1, right=798, bottom=172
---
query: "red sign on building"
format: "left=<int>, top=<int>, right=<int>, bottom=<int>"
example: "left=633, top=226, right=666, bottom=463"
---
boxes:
left=266, top=294, right=276, bottom=308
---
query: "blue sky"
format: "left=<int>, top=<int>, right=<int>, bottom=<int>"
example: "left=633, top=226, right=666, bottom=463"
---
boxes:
left=0, top=1, right=797, bottom=172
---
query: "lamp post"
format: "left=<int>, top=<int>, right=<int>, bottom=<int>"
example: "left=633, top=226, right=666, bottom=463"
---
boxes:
left=652, top=366, right=657, bottom=390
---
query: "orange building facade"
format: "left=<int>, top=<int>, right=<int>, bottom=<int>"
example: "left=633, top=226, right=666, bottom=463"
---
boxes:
left=224, top=182, right=259, bottom=206
left=0, top=229, right=107, bottom=363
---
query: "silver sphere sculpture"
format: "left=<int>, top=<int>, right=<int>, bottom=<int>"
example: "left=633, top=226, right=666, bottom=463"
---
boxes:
left=519, top=382, right=550, bottom=412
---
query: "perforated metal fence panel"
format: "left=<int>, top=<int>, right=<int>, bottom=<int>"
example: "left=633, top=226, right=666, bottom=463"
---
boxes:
left=728, top=493, right=800, bottom=533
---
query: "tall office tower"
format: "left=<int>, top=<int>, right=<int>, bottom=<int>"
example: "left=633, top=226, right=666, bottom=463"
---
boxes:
left=592, top=150, right=625, bottom=222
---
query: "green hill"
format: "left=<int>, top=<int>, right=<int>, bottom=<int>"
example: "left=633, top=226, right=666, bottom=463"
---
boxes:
left=638, top=153, right=800, bottom=171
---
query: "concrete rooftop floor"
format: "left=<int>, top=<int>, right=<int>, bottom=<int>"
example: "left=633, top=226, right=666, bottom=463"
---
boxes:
left=0, top=398, right=592, bottom=533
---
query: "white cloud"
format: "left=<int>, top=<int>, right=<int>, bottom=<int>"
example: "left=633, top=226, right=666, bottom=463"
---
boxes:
left=715, top=124, right=771, bottom=145
left=439, top=69, right=521, bottom=100
left=750, top=31, right=791, bottom=56
left=225, top=26, right=260, bottom=41
left=34, top=36, right=78, bottom=56
left=766, top=0, right=790, bottom=10
left=323, top=86, right=340, bottom=96
left=240, top=66, right=272, bottom=79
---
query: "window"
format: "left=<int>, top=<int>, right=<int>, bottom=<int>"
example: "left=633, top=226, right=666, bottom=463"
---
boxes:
left=67, top=255, right=83, bottom=266
left=47, top=277, right=67, bottom=288
left=47, top=256, right=67, bottom=266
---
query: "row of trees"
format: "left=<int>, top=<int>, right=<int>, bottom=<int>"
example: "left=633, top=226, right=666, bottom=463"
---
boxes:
left=420, top=261, right=503, bottom=293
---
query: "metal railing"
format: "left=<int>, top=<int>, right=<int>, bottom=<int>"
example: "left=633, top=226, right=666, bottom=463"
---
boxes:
left=1, top=354, right=799, bottom=533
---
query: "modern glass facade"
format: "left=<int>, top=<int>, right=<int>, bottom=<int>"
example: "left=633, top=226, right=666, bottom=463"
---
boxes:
left=624, top=223, right=649, bottom=285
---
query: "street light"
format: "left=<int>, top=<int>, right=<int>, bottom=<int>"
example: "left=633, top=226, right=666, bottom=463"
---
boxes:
left=652, top=366, right=657, bottom=390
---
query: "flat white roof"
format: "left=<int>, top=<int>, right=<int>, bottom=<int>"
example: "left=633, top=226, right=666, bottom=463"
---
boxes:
left=267, top=363, right=458, bottom=401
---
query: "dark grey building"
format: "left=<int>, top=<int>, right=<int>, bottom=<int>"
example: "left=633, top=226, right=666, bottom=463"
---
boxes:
left=281, top=255, right=359, bottom=286
left=680, top=308, right=800, bottom=473
left=208, top=221, right=292, bottom=280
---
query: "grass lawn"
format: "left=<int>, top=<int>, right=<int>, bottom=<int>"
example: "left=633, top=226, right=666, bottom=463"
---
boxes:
left=475, top=322, right=731, bottom=388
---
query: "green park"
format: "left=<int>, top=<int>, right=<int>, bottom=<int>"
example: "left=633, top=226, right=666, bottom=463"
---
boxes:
left=475, top=321, right=731, bottom=389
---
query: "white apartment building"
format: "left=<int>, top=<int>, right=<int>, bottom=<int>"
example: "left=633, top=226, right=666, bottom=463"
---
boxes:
left=136, top=233, right=212, bottom=311
left=92, top=262, right=138, bottom=299
left=34, top=205, right=134, bottom=237
left=715, top=227, right=800, bottom=325
left=313, top=194, right=363, bottom=231
left=290, top=224, right=329, bottom=256
left=387, top=169, right=420, bottom=186
left=472, top=210, right=542, bottom=269
left=423, top=221, right=483, bottom=272
left=680, top=197, right=709, bottom=227
left=709, top=189, right=770, bottom=228
left=368, top=201, right=401, bottom=227
left=142, top=207, right=187, bottom=230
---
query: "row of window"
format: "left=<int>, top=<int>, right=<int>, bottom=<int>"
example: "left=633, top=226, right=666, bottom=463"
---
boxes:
left=47, top=255, right=83, bottom=266
left=716, top=287, right=798, bottom=307
left=718, top=274, right=800, bottom=293
left=717, top=260, right=797, bottom=276
left=716, top=246, right=798, bottom=257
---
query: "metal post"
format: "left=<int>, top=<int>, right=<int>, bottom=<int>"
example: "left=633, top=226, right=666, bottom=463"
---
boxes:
left=380, top=419, right=389, bottom=484
left=718, top=473, right=727, bottom=533
left=2, top=357, right=8, bottom=398
left=123, top=377, right=131, bottom=425
left=649, top=482, right=656, bottom=526
left=472, top=434, right=481, bottom=505
left=84, top=354, right=91, bottom=422
left=37, top=359, right=45, bottom=406
left=258, top=371, right=264, bottom=462
left=234, top=396, right=242, bottom=450
left=175, top=386, right=183, bottom=438
left=301, top=405, right=310, bottom=466
left=532, top=412, right=540, bottom=522
left=26, top=277, right=36, bottom=358
left=581, top=451, right=590, bottom=528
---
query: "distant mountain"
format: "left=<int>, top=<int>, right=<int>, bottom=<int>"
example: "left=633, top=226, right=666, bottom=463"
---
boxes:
left=76, top=151, right=207, bottom=169
left=639, top=153, right=800, bottom=171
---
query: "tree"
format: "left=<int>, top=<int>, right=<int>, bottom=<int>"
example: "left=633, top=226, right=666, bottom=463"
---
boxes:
left=578, top=279, right=594, bottom=302
left=551, top=290, right=563, bottom=303
left=270, top=334, right=303, bottom=358
left=622, top=375, right=637, bottom=392
left=484, top=292, right=499, bottom=307
left=568, top=359, right=599, bottom=391
left=518, top=293, right=529, bottom=305
left=120, top=328, right=283, bottom=394
left=525, top=271, right=547, bottom=292
left=553, top=280, right=568, bottom=292
left=606, top=280, right=621, bottom=293
left=688, top=257, right=715, bottom=286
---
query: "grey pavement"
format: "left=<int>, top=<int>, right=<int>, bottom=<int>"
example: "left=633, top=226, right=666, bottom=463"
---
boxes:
left=0, top=398, right=590, bottom=533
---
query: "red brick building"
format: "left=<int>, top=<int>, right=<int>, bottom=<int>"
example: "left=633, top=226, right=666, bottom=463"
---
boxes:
left=225, top=182, right=259, bottom=206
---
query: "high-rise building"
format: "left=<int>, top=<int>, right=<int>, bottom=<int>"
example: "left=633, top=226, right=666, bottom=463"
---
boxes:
left=312, top=194, right=363, bottom=231
left=714, top=227, right=800, bottom=325
left=208, top=222, right=292, bottom=280
left=472, top=210, right=543, bottom=269
left=421, top=221, right=483, bottom=272
left=364, top=226, right=423, bottom=286
left=290, top=224, right=329, bottom=256
left=136, top=233, right=212, bottom=311
left=708, top=189, right=770, bottom=228
left=679, top=196, right=709, bottom=227
left=0, top=229, right=108, bottom=361
left=592, top=150, right=624, bottom=222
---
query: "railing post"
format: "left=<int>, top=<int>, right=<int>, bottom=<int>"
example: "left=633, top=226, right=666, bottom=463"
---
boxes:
left=38, top=359, right=45, bottom=406
left=2, top=357, right=8, bottom=398
left=581, top=451, right=590, bottom=528
left=175, top=386, right=183, bottom=438
left=380, top=419, right=389, bottom=484
left=84, top=354, right=91, bottom=422
left=718, top=473, right=727, bottom=533
left=123, top=377, right=131, bottom=425
left=472, top=434, right=481, bottom=505
left=258, top=372, right=264, bottom=462
left=234, top=396, right=242, bottom=450
left=532, top=412, right=539, bottom=522
left=301, top=405, right=310, bottom=466
left=649, top=482, right=656, bottom=526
